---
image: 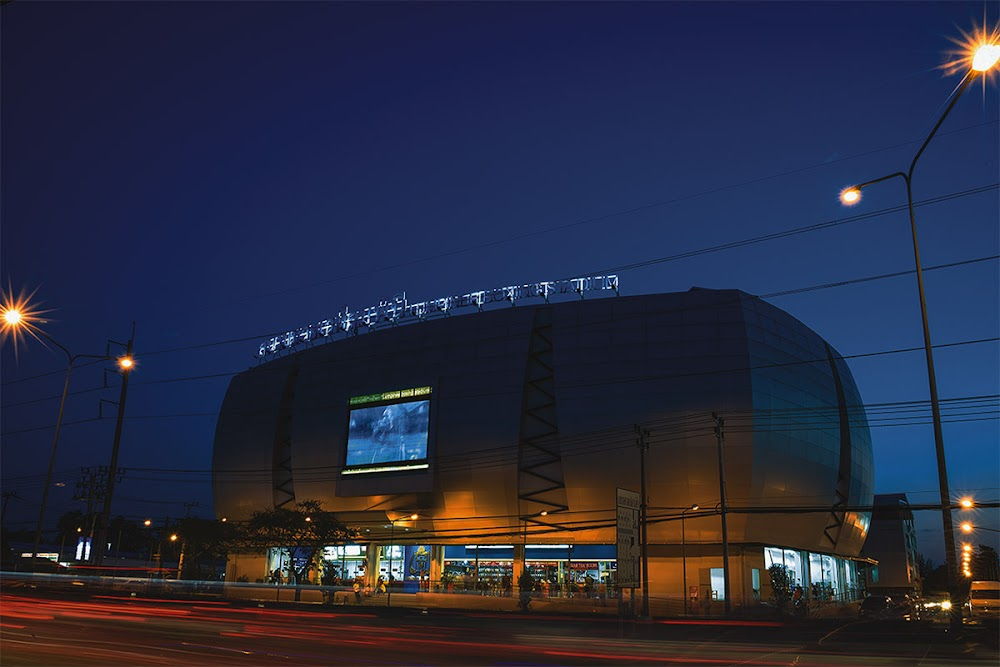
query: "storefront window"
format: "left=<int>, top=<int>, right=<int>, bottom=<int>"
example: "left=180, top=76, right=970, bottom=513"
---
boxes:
left=321, top=544, right=367, bottom=583
left=809, top=553, right=839, bottom=600
left=710, top=568, right=725, bottom=600
left=764, top=547, right=804, bottom=587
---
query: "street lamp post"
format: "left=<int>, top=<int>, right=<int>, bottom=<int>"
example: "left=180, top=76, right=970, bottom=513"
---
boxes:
left=840, top=43, right=999, bottom=631
left=95, top=324, right=136, bottom=567
left=1, top=301, right=135, bottom=569
left=28, top=338, right=107, bottom=566
left=681, top=504, right=699, bottom=616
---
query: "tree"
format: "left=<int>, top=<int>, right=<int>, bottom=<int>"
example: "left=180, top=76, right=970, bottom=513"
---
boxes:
left=768, top=564, right=792, bottom=616
left=227, top=500, right=356, bottom=601
left=175, top=517, right=230, bottom=581
left=971, top=545, right=999, bottom=581
left=915, top=553, right=936, bottom=580
left=922, top=563, right=950, bottom=596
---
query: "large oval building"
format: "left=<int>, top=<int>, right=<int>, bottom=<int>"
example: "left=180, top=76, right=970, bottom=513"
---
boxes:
left=213, top=287, right=874, bottom=612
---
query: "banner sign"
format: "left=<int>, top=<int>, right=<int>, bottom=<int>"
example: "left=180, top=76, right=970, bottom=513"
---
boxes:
left=257, top=275, right=619, bottom=358
left=616, top=488, right=641, bottom=588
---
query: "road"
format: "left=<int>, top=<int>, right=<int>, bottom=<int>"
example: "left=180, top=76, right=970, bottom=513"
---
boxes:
left=1, top=592, right=997, bottom=666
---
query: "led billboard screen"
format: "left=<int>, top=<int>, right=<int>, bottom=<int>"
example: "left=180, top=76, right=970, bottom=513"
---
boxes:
left=345, top=387, right=431, bottom=473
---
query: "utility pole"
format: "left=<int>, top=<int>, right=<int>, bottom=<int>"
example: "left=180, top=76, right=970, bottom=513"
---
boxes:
left=635, top=424, right=650, bottom=618
left=713, top=412, right=731, bottom=615
left=74, top=467, right=114, bottom=562
left=95, top=324, right=135, bottom=566
left=0, top=491, right=17, bottom=525
left=175, top=502, right=199, bottom=581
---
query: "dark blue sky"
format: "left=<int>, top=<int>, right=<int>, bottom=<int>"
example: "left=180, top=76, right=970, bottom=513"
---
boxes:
left=2, top=1, right=997, bottom=563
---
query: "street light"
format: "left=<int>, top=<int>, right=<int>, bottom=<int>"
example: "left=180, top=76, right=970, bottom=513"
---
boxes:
left=962, top=523, right=1000, bottom=534
left=681, top=504, right=700, bottom=616
left=386, top=513, right=418, bottom=608
left=839, top=38, right=999, bottom=631
left=1, top=295, right=117, bottom=568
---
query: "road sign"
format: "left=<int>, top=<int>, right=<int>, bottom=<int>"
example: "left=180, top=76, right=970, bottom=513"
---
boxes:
left=616, top=488, right=641, bottom=588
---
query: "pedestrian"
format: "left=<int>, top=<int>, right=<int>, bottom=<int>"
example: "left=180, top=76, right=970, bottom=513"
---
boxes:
left=377, top=577, right=387, bottom=597
left=353, top=579, right=362, bottom=604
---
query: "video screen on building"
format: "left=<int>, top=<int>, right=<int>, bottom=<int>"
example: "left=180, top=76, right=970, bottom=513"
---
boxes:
left=344, top=386, right=431, bottom=474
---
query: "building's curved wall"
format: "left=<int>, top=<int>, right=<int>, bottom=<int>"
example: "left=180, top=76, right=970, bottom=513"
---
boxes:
left=213, top=289, right=873, bottom=556
left=741, top=296, right=873, bottom=556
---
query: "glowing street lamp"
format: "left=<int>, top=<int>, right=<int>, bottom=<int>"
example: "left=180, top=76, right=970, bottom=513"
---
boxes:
left=961, top=523, right=1000, bottom=534
left=972, top=43, right=1000, bottom=72
left=960, top=498, right=974, bottom=509
left=1, top=289, right=121, bottom=568
left=838, top=34, right=998, bottom=631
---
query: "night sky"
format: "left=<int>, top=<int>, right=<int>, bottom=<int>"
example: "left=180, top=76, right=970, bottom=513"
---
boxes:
left=2, top=1, right=997, bottom=564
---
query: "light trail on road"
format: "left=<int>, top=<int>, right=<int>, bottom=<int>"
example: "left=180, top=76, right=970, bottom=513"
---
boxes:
left=1, top=593, right=994, bottom=666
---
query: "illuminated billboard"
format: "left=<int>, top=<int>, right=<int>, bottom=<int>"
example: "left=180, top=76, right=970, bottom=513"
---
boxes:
left=343, top=386, right=431, bottom=474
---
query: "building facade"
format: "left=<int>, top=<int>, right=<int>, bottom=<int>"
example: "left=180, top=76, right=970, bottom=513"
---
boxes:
left=860, top=493, right=922, bottom=598
left=213, top=288, right=875, bottom=612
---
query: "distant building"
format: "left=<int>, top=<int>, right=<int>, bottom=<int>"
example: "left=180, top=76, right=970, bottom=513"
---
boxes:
left=861, top=493, right=921, bottom=597
left=213, top=288, right=875, bottom=612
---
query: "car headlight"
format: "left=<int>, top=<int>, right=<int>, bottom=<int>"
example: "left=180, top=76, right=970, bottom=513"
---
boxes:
left=941, top=601, right=952, bottom=611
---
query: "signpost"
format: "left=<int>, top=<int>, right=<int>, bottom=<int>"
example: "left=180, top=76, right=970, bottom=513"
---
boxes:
left=616, top=488, right=641, bottom=616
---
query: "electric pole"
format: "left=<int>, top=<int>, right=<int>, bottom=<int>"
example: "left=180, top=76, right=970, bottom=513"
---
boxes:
left=635, top=424, right=650, bottom=618
left=713, top=412, right=731, bottom=615
left=94, top=324, right=135, bottom=566
left=1, top=491, right=17, bottom=525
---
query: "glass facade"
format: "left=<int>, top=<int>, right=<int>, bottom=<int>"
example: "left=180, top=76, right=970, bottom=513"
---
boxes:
left=442, top=545, right=617, bottom=596
left=765, top=545, right=863, bottom=603
left=745, top=296, right=874, bottom=555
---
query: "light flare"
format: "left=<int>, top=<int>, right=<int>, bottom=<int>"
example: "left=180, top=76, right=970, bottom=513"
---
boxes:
left=941, top=21, right=1000, bottom=77
left=840, top=188, right=861, bottom=206
left=0, top=283, right=52, bottom=360
left=972, top=43, right=1000, bottom=72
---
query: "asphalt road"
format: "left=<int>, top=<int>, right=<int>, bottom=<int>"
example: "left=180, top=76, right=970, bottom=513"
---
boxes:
left=1, top=592, right=997, bottom=666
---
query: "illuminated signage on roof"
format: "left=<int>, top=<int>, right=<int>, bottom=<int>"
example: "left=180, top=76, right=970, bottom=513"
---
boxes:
left=257, top=275, right=619, bottom=359
left=349, top=386, right=432, bottom=406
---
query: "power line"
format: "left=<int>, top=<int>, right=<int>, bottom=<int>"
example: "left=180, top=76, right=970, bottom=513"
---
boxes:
left=173, top=121, right=998, bottom=307
left=590, top=184, right=997, bottom=277
left=5, top=182, right=992, bottom=393
left=1, top=333, right=995, bottom=438
left=762, top=255, right=999, bottom=299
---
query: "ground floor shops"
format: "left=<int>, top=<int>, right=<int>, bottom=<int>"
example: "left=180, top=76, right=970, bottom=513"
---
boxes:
left=225, top=542, right=869, bottom=615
